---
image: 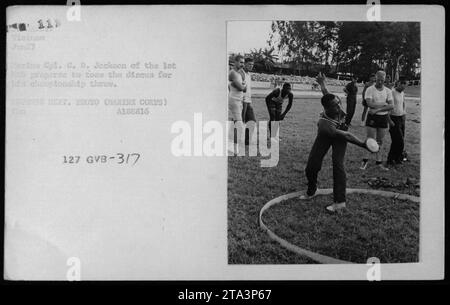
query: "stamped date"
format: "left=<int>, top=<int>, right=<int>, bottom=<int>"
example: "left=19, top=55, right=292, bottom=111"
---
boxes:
left=63, top=153, right=140, bottom=165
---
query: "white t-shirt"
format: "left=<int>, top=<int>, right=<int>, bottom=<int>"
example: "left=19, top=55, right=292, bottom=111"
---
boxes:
left=391, top=89, right=406, bottom=116
left=228, top=70, right=244, bottom=100
left=242, top=71, right=252, bottom=103
left=365, top=85, right=393, bottom=115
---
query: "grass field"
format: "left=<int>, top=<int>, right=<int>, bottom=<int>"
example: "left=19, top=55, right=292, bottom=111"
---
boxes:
left=228, top=95, right=421, bottom=264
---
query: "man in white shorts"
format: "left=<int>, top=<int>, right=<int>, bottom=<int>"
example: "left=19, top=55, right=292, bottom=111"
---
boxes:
left=360, top=70, right=394, bottom=170
left=228, top=55, right=247, bottom=154
left=242, top=58, right=256, bottom=123
left=228, top=55, right=247, bottom=122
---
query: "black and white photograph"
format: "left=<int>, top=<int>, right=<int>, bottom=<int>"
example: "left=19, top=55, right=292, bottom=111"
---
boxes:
left=2, top=3, right=444, bottom=283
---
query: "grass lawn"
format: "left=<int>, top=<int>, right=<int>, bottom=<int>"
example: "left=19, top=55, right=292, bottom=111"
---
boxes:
left=228, top=95, right=420, bottom=264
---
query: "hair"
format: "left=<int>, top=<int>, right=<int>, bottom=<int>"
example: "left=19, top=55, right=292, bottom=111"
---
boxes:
left=234, top=54, right=244, bottom=62
left=282, top=82, right=291, bottom=90
left=398, top=76, right=407, bottom=83
left=321, top=93, right=336, bottom=109
left=244, top=57, right=254, bottom=63
left=376, top=70, right=386, bottom=78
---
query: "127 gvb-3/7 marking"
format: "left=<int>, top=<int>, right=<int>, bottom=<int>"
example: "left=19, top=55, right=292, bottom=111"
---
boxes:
left=63, top=153, right=141, bottom=165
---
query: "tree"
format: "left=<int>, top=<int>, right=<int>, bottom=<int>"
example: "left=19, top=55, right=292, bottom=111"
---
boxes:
left=270, top=21, right=420, bottom=80
left=248, top=47, right=279, bottom=73
left=336, top=22, right=420, bottom=80
left=270, top=21, right=339, bottom=75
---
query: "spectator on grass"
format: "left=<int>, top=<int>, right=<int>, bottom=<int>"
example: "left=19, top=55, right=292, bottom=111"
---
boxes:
left=387, top=78, right=408, bottom=166
left=360, top=70, right=394, bottom=171
left=360, top=75, right=376, bottom=126
left=265, top=83, right=294, bottom=139
left=343, top=76, right=358, bottom=126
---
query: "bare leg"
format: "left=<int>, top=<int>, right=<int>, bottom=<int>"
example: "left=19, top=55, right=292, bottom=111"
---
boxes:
left=375, top=127, right=388, bottom=162
left=366, top=126, right=377, bottom=159
left=361, top=106, right=368, bottom=123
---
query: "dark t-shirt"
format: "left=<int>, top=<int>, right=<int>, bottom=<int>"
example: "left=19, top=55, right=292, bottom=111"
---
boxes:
left=318, top=118, right=338, bottom=138
left=266, top=88, right=294, bottom=105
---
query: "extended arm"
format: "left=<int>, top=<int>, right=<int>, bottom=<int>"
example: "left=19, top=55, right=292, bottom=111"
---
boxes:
left=316, top=72, right=330, bottom=95
left=281, top=93, right=294, bottom=118
left=335, top=129, right=368, bottom=150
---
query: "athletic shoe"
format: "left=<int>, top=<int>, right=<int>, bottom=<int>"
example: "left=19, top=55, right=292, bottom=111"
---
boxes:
left=325, top=202, right=346, bottom=213
left=402, top=152, right=409, bottom=162
left=299, top=189, right=319, bottom=200
left=360, top=159, right=369, bottom=170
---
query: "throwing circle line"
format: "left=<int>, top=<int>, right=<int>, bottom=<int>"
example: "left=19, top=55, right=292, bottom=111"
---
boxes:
left=259, top=188, right=420, bottom=264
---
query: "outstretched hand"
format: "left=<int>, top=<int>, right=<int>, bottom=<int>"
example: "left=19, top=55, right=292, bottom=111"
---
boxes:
left=316, top=72, right=326, bottom=84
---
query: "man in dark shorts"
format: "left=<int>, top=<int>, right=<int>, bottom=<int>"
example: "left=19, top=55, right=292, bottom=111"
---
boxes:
left=343, top=76, right=358, bottom=126
left=360, top=70, right=394, bottom=170
left=265, top=83, right=294, bottom=138
left=300, top=73, right=372, bottom=213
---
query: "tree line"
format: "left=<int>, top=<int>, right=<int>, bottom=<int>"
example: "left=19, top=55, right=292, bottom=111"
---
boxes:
left=271, top=21, right=420, bottom=81
left=230, top=21, right=420, bottom=81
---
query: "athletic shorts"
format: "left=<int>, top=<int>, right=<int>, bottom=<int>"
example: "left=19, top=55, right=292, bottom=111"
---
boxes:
left=366, top=113, right=389, bottom=129
left=228, top=96, right=243, bottom=121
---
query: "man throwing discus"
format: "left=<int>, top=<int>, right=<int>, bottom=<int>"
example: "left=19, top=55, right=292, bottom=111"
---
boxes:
left=300, top=73, right=376, bottom=213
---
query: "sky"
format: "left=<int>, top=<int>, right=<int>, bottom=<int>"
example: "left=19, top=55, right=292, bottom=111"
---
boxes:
left=227, top=21, right=276, bottom=55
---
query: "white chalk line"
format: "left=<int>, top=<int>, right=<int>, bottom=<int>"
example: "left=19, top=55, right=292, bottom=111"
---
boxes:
left=259, top=188, right=420, bottom=264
